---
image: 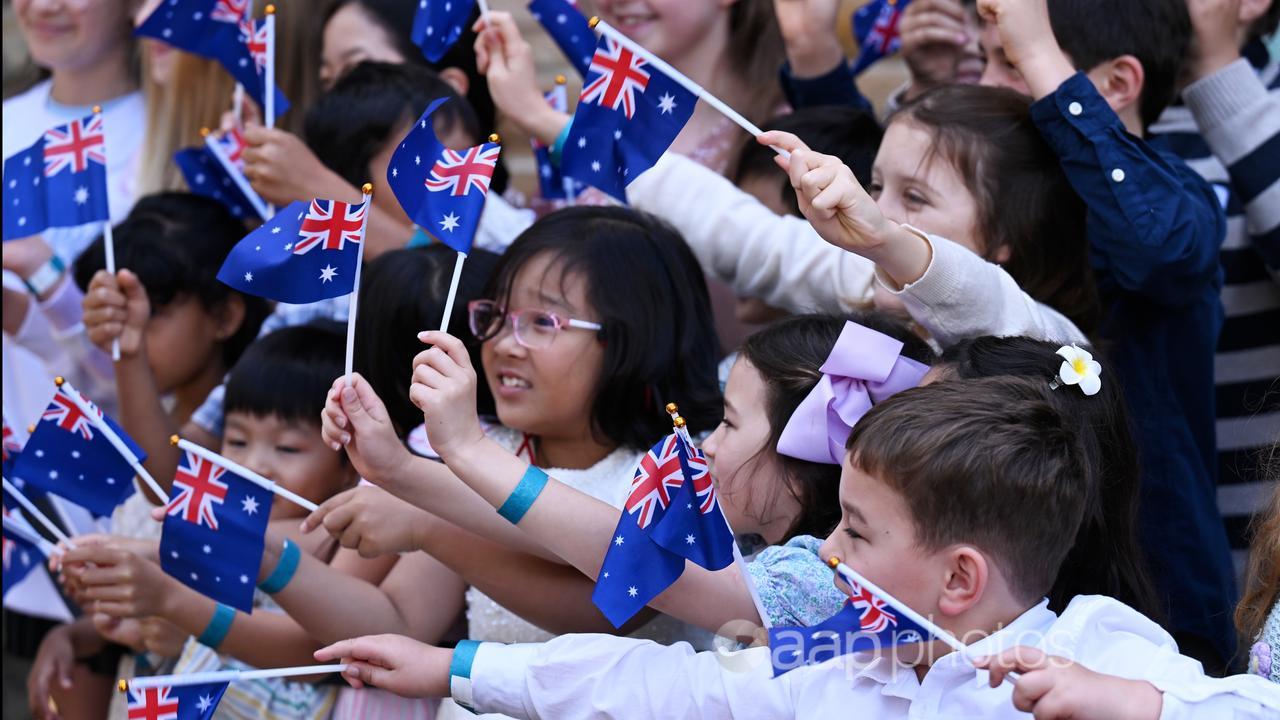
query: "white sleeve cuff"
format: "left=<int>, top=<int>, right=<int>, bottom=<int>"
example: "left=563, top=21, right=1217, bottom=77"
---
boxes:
left=466, top=642, right=541, bottom=717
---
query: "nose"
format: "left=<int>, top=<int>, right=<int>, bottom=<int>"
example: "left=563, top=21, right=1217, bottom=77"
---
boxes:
left=240, top=445, right=274, bottom=483
left=702, top=424, right=723, bottom=461
left=490, top=319, right=527, bottom=358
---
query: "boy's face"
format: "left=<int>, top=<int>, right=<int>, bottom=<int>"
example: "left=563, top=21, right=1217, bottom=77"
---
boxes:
left=222, top=412, right=354, bottom=520
left=819, top=461, right=944, bottom=620
left=977, top=21, right=1031, bottom=95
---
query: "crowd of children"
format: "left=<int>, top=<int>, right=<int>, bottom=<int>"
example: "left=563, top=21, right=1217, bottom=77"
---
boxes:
left=2, top=0, right=1278, bottom=718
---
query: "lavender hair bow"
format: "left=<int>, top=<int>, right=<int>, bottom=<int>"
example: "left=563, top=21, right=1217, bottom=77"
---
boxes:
left=776, top=322, right=930, bottom=465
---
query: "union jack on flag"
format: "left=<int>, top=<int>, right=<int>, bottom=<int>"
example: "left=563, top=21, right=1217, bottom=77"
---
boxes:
left=625, top=434, right=709, bottom=529
left=43, top=115, right=106, bottom=177
left=126, top=681, right=229, bottom=720
left=210, top=0, right=249, bottom=23
left=3, top=112, right=111, bottom=240
left=294, top=199, right=368, bottom=255
left=240, top=19, right=269, bottom=73
left=212, top=128, right=248, bottom=170
left=40, top=390, right=97, bottom=441
left=425, top=145, right=500, bottom=197
left=850, top=0, right=912, bottom=75
left=579, top=38, right=650, bottom=120
left=165, top=451, right=229, bottom=530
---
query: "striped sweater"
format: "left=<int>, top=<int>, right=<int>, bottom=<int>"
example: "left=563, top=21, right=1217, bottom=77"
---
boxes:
left=1149, top=41, right=1280, bottom=580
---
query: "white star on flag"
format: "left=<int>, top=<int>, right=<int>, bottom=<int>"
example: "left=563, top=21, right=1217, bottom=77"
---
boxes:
left=203, top=544, right=212, bottom=554
left=613, top=130, right=622, bottom=140
left=391, top=167, right=398, bottom=178
left=319, top=264, right=338, bottom=283
left=74, top=187, right=89, bottom=205
left=614, top=535, right=625, bottom=546
left=685, top=534, right=696, bottom=544
left=284, top=243, right=293, bottom=251
left=244, top=272, right=253, bottom=282
left=194, top=173, right=206, bottom=184
left=627, top=586, right=638, bottom=597
left=578, top=137, right=587, bottom=148
left=657, top=93, right=677, bottom=115
left=240, top=574, right=250, bottom=583
left=591, top=161, right=601, bottom=172
left=439, top=212, right=460, bottom=232
left=241, top=496, right=259, bottom=515
left=415, top=155, right=422, bottom=165
left=197, top=695, right=214, bottom=712
left=271, top=226, right=282, bottom=234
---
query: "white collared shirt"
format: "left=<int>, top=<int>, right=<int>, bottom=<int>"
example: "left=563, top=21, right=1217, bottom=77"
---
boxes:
left=467, top=595, right=1280, bottom=719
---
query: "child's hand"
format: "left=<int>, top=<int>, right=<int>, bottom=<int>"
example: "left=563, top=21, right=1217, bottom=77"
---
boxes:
left=473, top=12, right=568, bottom=145
left=975, top=0, right=1073, bottom=98
left=138, top=617, right=189, bottom=658
left=1187, top=0, right=1244, bottom=81
left=301, top=485, right=434, bottom=557
left=59, top=538, right=172, bottom=619
left=315, top=634, right=452, bottom=697
left=974, top=647, right=1163, bottom=720
left=27, top=622, right=74, bottom=720
left=900, top=0, right=970, bottom=91
left=240, top=123, right=354, bottom=207
left=321, top=373, right=415, bottom=486
left=773, top=0, right=844, bottom=78
left=410, top=331, right=487, bottom=461
left=82, top=269, right=149, bottom=357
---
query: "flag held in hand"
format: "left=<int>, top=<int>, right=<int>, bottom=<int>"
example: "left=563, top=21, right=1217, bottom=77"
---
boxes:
left=3, top=113, right=110, bottom=241
left=125, top=680, right=230, bottom=720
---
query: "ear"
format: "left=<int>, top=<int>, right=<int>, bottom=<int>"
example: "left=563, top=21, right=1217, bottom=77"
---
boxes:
left=936, top=545, right=988, bottom=617
left=1085, top=55, right=1144, bottom=120
left=438, top=67, right=470, bottom=98
left=212, top=294, right=246, bottom=343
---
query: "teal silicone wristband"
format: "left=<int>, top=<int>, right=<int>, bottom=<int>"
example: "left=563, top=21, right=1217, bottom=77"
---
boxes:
left=495, top=465, right=549, bottom=525
left=257, top=538, right=300, bottom=594
left=197, top=603, right=235, bottom=649
left=549, top=118, right=574, bottom=164
left=449, top=639, right=482, bottom=711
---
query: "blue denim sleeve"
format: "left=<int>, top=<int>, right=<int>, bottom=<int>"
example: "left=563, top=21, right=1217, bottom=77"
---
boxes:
left=1030, top=72, right=1225, bottom=306
left=778, top=61, right=873, bottom=112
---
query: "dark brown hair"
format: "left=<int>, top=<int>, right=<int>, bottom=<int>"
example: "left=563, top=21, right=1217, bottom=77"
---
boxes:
left=846, top=376, right=1088, bottom=602
left=726, top=0, right=786, bottom=123
left=893, top=85, right=1101, bottom=336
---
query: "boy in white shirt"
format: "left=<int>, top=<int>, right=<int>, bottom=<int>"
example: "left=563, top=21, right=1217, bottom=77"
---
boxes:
left=313, top=377, right=1280, bottom=719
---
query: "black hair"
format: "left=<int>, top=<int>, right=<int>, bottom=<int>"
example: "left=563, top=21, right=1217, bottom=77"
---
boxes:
left=730, top=106, right=883, bottom=216
left=937, top=336, right=1162, bottom=619
left=72, top=192, right=269, bottom=370
left=355, top=244, right=499, bottom=437
left=224, top=321, right=346, bottom=427
left=320, top=0, right=506, bottom=192
left=483, top=206, right=722, bottom=451
left=737, top=312, right=934, bottom=543
left=305, top=61, right=479, bottom=190
left=1047, top=0, right=1192, bottom=128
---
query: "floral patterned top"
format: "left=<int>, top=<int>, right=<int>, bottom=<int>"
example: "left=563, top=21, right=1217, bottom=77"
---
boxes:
left=1249, top=596, right=1280, bottom=684
left=746, top=534, right=846, bottom=627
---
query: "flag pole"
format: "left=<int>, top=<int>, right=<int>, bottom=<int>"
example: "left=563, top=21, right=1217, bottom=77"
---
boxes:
left=2, top=510, right=61, bottom=557
left=476, top=0, right=492, bottom=19
left=667, top=404, right=773, bottom=631
left=203, top=127, right=271, bottom=221
left=828, top=557, right=965, bottom=653
left=438, top=133, right=500, bottom=334
left=263, top=4, right=277, bottom=217
left=171, top=436, right=319, bottom=513
left=93, top=105, right=122, bottom=361
left=120, top=664, right=349, bottom=692
left=345, top=184, right=373, bottom=388
left=54, top=377, right=167, bottom=501
left=552, top=76, right=577, bottom=201
left=2, top=476, right=73, bottom=546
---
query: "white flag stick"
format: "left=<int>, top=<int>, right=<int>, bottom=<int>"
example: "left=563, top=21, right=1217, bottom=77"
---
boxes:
left=345, top=184, right=374, bottom=388
left=2, top=510, right=61, bottom=557
left=829, top=558, right=965, bottom=653
left=2, top=476, right=73, bottom=546
left=438, top=252, right=467, bottom=334
left=172, top=437, right=318, bottom=513
left=91, top=104, right=122, bottom=361
left=476, top=0, right=492, bottom=19
left=123, top=663, right=348, bottom=691
left=203, top=129, right=271, bottom=221
left=263, top=5, right=278, bottom=217
left=55, top=378, right=166, bottom=501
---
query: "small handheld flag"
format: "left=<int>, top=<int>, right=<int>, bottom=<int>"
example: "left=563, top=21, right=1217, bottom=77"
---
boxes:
left=124, top=681, right=230, bottom=720
left=528, top=0, right=595, bottom=76
left=2, top=112, right=109, bottom=241
left=533, top=78, right=583, bottom=202
left=850, top=0, right=911, bottom=76
left=2, top=476, right=72, bottom=547
left=217, top=195, right=370, bottom=304
left=2, top=417, right=22, bottom=479
left=412, top=0, right=476, bottom=63
left=175, top=128, right=270, bottom=221
left=3, top=508, right=51, bottom=599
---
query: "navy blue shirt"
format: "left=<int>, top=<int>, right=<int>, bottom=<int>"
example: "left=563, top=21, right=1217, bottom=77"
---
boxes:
left=1031, top=72, right=1236, bottom=661
left=777, top=60, right=872, bottom=113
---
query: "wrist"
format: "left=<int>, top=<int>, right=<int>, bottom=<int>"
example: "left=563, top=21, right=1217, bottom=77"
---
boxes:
left=526, top=107, right=571, bottom=148
left=1192, top=48, right=1240, bottom=81
left=1018, top=47, right=1076, bottom=100
left=23, top=255, right=66, bottom=300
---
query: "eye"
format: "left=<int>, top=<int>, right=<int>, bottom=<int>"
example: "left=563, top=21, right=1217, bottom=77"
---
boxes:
left=275, top=445, right=301, bottom=455
left=225, top=438, right=247, bottom=448
left=843, top=527, right=863, bottom=541
left=866, top=180, right=883, bottom=199
left=903, top=190, right=929, bottom=209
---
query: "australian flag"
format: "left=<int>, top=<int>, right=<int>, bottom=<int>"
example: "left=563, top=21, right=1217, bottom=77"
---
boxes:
left=533, top=84, right=583, bottom=201
left=125, top=681, right=230, bottom=720
left=217, top=197, right=368, bottom=303
left=175, top=129, right=268, bottom=220
left=412, top=0, right=474, bottom=63
left=767, top=565, right=932, bottom=675
left=12, top=386, right=144, bottom=517
left=3, top=114, right=110, bottom=241
left=593, top=432, right=735, bottom=627
left=2, top=509, right=44, bottom=598
left=562, top=35, right=696, bottom=203
left=2, top=418, right=22, bottom=478
left=528, top=0, right=595, bottom=76
left=160, top=449, right=270, bottom=612
left=388, top=99, right=500, bottom=254
left=136, top=0, right=289, bottom=116
left=851, top=0, right=910, bottom=76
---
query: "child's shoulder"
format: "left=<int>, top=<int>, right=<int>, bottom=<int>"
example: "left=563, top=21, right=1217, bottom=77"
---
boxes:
left=1046, top=595, right=1210, bottom=685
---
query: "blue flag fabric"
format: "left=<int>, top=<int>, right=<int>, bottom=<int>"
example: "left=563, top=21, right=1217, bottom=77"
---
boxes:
left=2, top=114, right=110, bottom=241
left=175, top=144, right=262, bottom=221
left=160, top=449, right=270, bottom=612
left=767, top=568, right=933, bottom=675
left=217, top=197, right=368, bottom=303
left=12, top=387, right=144, bottom=517
left=3, top=419, right=21, bottom=479
left=2, top=509, right=43, bottom=598
left=136, top=0, right=289, bottom=117
left=125, top=681, right=230, bottom=720
left=593, top=432, right=735, bottom=627
left=412, top=0, right=475, bottom=63
left=562, top=35, right=696, bottom=203
left=528, top=0, right=595, bottom=77
left=850, top=0, right=911, bottom=76
left=532, top=86, right=584, bottom=202
left=387, top=100, right=500, bottom=253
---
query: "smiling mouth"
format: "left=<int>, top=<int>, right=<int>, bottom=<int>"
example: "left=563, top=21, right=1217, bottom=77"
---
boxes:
left=499, top=375, right=531, bottom=389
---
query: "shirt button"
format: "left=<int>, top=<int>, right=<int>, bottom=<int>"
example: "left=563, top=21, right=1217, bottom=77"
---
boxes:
left=1068, top=101, right=1083, bottom=116
left=1111, top=168, right=1126, bottom=182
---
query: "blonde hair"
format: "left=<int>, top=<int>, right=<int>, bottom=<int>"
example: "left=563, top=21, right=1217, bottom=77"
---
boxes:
left=268, top=0, right=324, bottom=135
left=136, top=52, right=236, bottom=195
left=1236, top=447, right=1280, bottom=647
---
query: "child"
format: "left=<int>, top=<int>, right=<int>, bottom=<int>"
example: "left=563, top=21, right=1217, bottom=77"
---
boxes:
left=314, top=377, right=1278, bottom=717
left=977, top=0, right=1235, bottom=671
left=1240, top=479, right=1280, bottom=683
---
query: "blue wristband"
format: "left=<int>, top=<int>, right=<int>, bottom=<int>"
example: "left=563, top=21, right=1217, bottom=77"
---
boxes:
left=197, top=603, right=235, bottom=649
left=258, top=538, right=300, bottom=594
left=495, top=465, right=549, bottom=525
left=549, top=118, right=574, bottom=165
left=449, top=639, right=482, bottom=711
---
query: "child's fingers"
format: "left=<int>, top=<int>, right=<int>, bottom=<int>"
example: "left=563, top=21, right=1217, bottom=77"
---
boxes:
left=757, top=130, right=810, bottom=155
left=417, top=331, right=474, bottom=372
left=343, top=661, right=392, bottom=690
left=975, top=646, right=1050, bottom=686
left=1009, top=670, right=1056, bottom=715
left=411, top=363, right=450, bottom=392
left=315, top=636, right=385, bottom=664
left=301, top=492, right=344, bottom=533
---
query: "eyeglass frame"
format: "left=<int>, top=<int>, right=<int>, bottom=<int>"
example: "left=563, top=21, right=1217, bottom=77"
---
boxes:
left=466, top=299, right=604, bottom=349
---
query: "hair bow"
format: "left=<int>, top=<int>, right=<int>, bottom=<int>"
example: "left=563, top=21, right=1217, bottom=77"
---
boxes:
left=776, top=322, right=930, bottom=465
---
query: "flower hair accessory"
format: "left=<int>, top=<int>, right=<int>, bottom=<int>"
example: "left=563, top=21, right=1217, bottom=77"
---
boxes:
left=777, top=322, right=930, bottom=465
left=1052, top=344, right=1102, bottom=396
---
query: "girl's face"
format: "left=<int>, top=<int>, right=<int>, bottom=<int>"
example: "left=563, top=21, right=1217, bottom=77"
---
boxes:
left=222, top=412, right=355, bottom=520
left=480, top=253, right=606, bottom=443
left=869, top=119, right=983, bottom=255
left=144, top=296, right=236, bottom=395
left=320, top=3, right=408, bottom=91
left=702, top=358, right=800, bottom=544
left=15, top=0, right=131, bottom=74
left=595, top=0, right=729, bottom=64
